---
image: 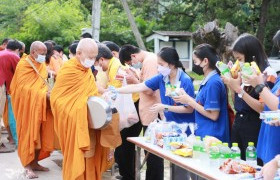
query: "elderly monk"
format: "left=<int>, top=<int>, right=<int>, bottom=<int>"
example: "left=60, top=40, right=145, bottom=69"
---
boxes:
left=10, top=41, right=54, bottom=179
left=50, top=38, right=121, bottom=180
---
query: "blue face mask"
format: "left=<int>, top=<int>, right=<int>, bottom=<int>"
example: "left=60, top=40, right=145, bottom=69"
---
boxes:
left=35, top=54, right=46, bottom=63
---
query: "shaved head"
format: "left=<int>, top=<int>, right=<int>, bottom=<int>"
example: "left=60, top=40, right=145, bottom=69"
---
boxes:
left=76, top=38, right=98, bottom=67
left=30, top=41, right=46, bottom=52
left=76, top=38, right=97, bottom=53
left=30, top=41, right=47, bottom=60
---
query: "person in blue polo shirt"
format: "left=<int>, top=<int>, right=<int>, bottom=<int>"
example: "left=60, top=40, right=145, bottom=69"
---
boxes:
left=174, top=44, right=230, bottom=143
left=116, top=47, right=195, bottom=180
left=116, top=47, right=195, bottom=125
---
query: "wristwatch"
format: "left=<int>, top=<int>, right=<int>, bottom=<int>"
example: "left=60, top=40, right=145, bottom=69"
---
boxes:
left=238, top=89, right=244, bottom=98
left=275, top=155, right=280, bottom=168
left=254, top=84, right=266, bottom=95
left=164, top=105, right=169, bottom=112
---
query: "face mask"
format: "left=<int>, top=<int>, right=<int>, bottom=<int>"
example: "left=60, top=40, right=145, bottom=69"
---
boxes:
left=36, top=54, right=46, bottom=63
left=158, top=65, right=171, bottom=76
left=81, top=58, right=95, bottom=68
left=192, top=61, right=204, bottom=75
left=132, top=62, right=142, bottom=69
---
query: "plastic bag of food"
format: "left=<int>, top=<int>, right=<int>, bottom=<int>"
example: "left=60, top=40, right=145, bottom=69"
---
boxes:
left=114, top=78, right=139, bottom=130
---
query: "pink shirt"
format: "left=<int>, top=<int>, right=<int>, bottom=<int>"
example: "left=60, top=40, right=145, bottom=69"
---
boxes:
left=0, top=50, right=20, bottom=93
left=139, top=52, right=161, bottom=126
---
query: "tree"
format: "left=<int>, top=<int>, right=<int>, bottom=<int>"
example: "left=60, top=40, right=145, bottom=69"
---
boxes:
left=256, top=0, right=272, bottom=44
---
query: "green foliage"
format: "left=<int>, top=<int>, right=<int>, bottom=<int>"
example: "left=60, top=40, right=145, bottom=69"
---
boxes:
left=0, top=0, right=90, bottom=50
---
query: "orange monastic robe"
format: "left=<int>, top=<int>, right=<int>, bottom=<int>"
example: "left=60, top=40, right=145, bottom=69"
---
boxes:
left=10, top=55, right=54, bottom=166
left=50, top=58, right=121, bottom=180
left=48, top=56, right=63, bottom=74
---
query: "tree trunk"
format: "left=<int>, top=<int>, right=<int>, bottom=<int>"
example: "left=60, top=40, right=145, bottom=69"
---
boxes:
left=92, top=0, right=102, bottom=41
left=120, top=0, right=146, bottom=50
left=256, top=0, right=271, bottom=44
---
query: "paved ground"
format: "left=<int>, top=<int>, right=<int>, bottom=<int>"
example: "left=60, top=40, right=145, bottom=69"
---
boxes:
left=0, top=133, right=170, bottom=180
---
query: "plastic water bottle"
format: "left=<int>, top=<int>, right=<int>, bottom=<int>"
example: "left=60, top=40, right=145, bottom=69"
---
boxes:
left=216, top=61, right=231, bottom=77
left=209, top=143, right=220, bottom=168
left=241, top=63, right=253, bottom=86
left=231, top=143, right=241, bottom=161
left=200, top=137, right=208, bottom=162
left=217, top=141, right=223, bottom=164
left=193, top=136, right=202, bottom=159
left=220, top=143, right=231, bottom=164
left=246, top=142, right=257, bottom=167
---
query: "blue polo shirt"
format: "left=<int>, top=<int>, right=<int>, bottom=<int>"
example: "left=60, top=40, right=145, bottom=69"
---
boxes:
left=257, top=77, right=280, bottom=163
left=145, top=69, right=195, bottom=125
left=195, top=70, right=230, bottom=143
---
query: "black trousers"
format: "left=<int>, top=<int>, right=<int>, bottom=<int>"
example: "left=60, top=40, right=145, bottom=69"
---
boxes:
left=231, top=112, right=263, bottom=166
left=143, top=126, right=164, bottom=180
left=115, top=100, right=142, bottom=180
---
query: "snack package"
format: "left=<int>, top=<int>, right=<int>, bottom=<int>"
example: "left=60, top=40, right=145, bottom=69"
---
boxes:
left=260, top=110, right=280, bottom=124
left=216, top=61, right=231, bottom=77
left=144, top=119, right=161, bottom=143
left=173, top=148, right=193, bottom=157
left=165, top=81, right=181, bottom=97
left=250, top=62, right=261, bottom=75
left=219, top=159, right=257, bottom=175
left=230, top=60, right=241, bottom=79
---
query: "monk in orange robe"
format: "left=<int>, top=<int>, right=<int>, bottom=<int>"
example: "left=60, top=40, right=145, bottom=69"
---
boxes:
left=10, top=41, right=54, bottom=179
left=50, top=38, right=121, bottom=180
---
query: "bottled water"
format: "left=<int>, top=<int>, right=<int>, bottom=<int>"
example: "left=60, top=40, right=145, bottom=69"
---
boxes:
left=216, top=61, right=231, bottom=77
left=220, top=143, right=231, bottom=164
left=231, top=143, right=241, bottom=161
left=246, top=142, right=257, bottom=167
left=193, top=136, right=202, bottom=159
left=209, top=143, right=220, bottom=168
left=200, top=137, right=208, bottom=162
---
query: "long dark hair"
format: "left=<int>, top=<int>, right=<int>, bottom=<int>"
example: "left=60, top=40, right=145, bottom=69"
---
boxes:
left=44, top=41, right=54, bottom=64
left=232, top=33, right=268, bottom=71
left=193, top=43, right=220, bottom=73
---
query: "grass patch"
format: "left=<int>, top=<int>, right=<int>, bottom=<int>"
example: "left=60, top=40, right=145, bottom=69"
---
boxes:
left=187, top=71, right=204, bottom=81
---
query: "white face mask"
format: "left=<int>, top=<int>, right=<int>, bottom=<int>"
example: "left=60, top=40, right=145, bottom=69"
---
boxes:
left=81, top=58, right=95, bottom=68
left=132, top=62, right=142, bottom=69
left=36, top=54, right=46, bottom=63
left=158, top=65, right=171, bottom=76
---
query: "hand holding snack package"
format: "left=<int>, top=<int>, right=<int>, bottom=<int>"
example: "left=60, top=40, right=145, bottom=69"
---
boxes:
left=165, top=81, right=181, bottom=97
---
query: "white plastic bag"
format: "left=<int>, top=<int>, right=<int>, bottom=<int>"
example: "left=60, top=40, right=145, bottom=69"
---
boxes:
left=114, top=78, right=139, bottom=130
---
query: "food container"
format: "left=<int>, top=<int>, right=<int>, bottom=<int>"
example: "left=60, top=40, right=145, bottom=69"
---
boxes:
left=87, top=96, right=112, bottom=129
